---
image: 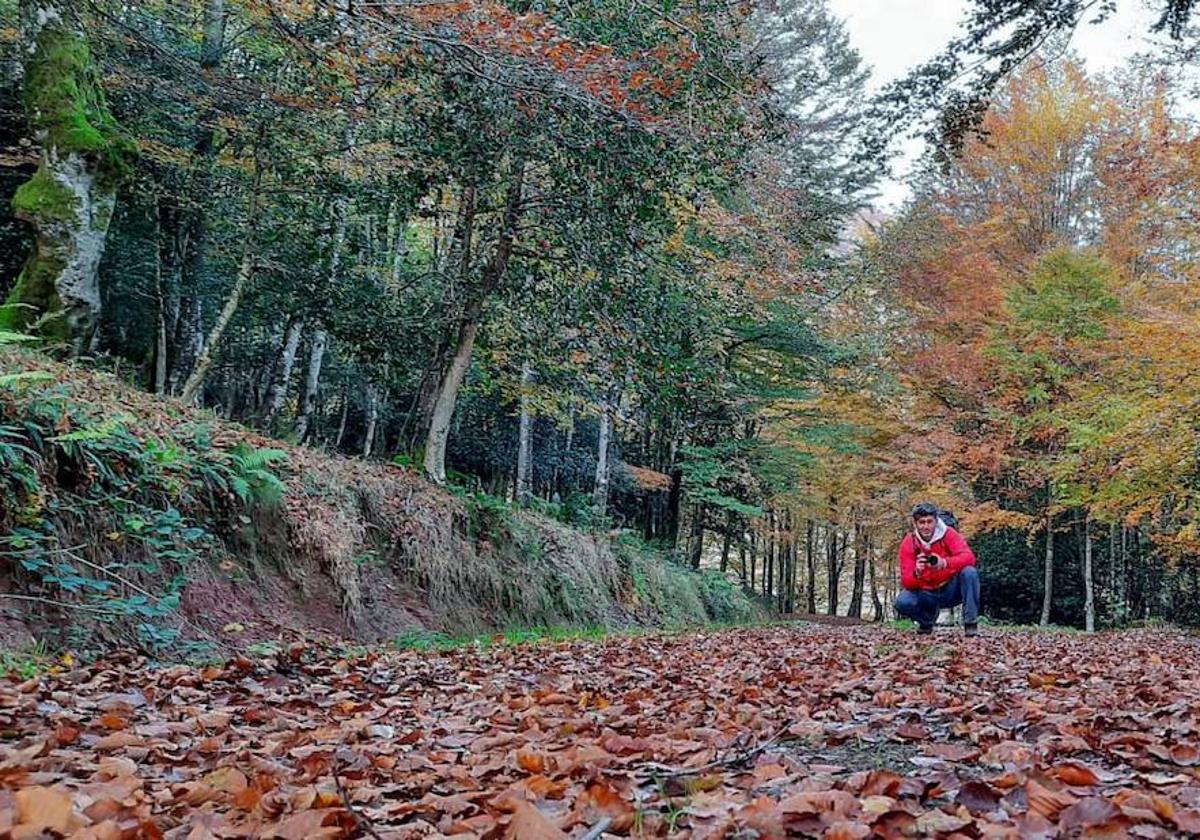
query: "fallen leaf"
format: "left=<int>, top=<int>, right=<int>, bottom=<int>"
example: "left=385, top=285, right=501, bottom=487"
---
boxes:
left=1170, top=744, right=1199, bottom=767
left=516, top=748, right=546, bottom=774
left=1026, top=778, right=1078, bottom=820
left=505, top=801, right=567, bottom=840
left=15, top=786, right=75, bottom=833
left=1058, top=797, right=1122, bottom=831
left=956, top=780, right=1001, bottom=814
left=1052, top=762, right=1101, bottom=787
left=914, top=809, right=972, bottom=834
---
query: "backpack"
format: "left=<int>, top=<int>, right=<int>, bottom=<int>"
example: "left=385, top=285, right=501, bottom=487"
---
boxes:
left=938, top=508, right=960, bottom=530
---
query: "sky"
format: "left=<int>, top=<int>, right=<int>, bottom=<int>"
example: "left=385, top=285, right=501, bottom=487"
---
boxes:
left=826, top=0, right=1162, bottom=209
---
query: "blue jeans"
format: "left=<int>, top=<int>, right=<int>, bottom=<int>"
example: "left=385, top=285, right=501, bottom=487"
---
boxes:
left=894, top=566, right=980, bottom=629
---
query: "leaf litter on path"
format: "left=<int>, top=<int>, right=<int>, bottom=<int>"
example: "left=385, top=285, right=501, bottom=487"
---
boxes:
left=1, top=626, right=1199, bottom=838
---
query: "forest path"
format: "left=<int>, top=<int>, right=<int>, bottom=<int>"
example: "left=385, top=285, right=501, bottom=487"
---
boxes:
left=3, top=625, right=1200, bottom=837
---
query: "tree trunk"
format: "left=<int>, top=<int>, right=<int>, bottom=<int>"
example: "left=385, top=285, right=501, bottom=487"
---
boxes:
left=1083, top=514, right=1095, bottom=632
left=826, top=524, right=841, bottom=616
left=592, top=400, right=614, bottom=517
left=764, top=510, right=775, bottom=599
left=152, top=197, right=169, bottom=393
left=334, top=388, right=349, bottom=449
left=294, top=188, right=348, bottom=443
left=178, top=146, right=264, bottom=405
left=738, top=536, right=747, bottom=587
left=688, top=505, right=704, bottom=569
left=362, top=384, right=378, bottom=458
left=2, top=0, right=129, bottom=351
left=265, top=315, right=303, bottom=425
left=554, top=407, right=574, bottom=500
left=1109, top=520, right=1119, bottom=623
left=1041, top=508, right=1055, bottom=626
left=387, top=199, right=408, bottom=287
left=422, top=164, right=524, bottom=484
left=868, top=536, right=883, bottom=620
left=666, top=465, right=683, bottom=549
left=155, top=199, right=183, bottom=392
left=785, top=512, right=797, bottom=613
left=720, top=513, right=733, bottom=574
left=777, top=511, right=790, bottom=612
left=514, top=360, right=535, bottom=505
left=805, top=519, right=816, bottom=613
left=178, top=246, right=254, bottom=404
left=848, top=522, right=867, bottom=618
left=168, top=297, right=203, bottom=394
left=169, top=0, right=226, bottom=386
left=294, top=328, right=328, bottom=443
left=748, top=530, right=757, bottom=591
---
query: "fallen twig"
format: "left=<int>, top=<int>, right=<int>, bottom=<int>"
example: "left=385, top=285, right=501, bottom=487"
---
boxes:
left=578, top=816, right=613, bottom=840
left=332, top=760, right=386, bottom=840
left=635, top=719, right=794, bottom=778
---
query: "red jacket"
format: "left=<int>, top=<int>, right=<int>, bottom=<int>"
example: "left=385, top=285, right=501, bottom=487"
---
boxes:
left=899, top=527, right=976, bottom=591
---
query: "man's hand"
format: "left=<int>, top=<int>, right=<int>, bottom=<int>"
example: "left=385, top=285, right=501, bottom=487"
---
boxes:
left=918, top=554, right=944, bottom=571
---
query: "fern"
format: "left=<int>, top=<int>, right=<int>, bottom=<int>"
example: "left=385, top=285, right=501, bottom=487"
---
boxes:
left=50, top=418, right=126, bottom=444
left=228, top=443, right=287, bottom=506
left=0, top=371, right=53, bottom=388
left=0, top=327, right=49, bottom=389
left=0, top=330, right=40, bottom=346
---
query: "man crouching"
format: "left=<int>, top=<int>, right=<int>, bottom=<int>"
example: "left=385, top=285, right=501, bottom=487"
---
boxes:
left=895, top=502, right=980, bottom=636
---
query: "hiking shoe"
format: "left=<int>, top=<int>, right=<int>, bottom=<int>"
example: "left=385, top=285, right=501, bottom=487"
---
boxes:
left=964, top=624, right=979, bottom=637
left=918, top=625, right=934, bottom=635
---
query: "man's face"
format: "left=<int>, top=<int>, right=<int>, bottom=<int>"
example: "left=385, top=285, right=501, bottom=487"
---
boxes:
left=914, top=514, right=938, bottom=541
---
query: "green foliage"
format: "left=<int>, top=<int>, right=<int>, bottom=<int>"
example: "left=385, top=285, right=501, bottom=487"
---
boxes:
left=0, top=642, right=52, bottom=679
left=394, top=624, right=612, bottom=652
left=616, top=533, right=758, bottom=627
left=0, top=372, right=294, bottom=653
left=227, top=443, right=287, bottom=505
left=393, top=629, right=463, bottom=652
left=1007, top=249, right=1120, bottom=341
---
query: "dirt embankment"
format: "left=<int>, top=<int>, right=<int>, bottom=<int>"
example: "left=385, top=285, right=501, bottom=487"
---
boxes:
left=0, top=349, right=754, bottom=654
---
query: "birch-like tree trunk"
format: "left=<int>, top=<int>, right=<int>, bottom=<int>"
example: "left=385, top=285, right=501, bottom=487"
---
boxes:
left=1083, top=514, right=1095, bottom=632
left=516, top=360, right=534, bottom=506
left=362, top=384, right=379, bottom=458
left=265, top=316, right=303, bottom=424
left=294, top=328, right=328, bottom=442
left=592, top=400, right=612, bottom=516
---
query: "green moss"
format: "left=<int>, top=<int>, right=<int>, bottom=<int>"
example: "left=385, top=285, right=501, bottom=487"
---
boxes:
left=0, top=250, right=70, bottom=341
left=23, top=17, right=134, bottom=179
left=12, top=166, right=78, bottom=224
